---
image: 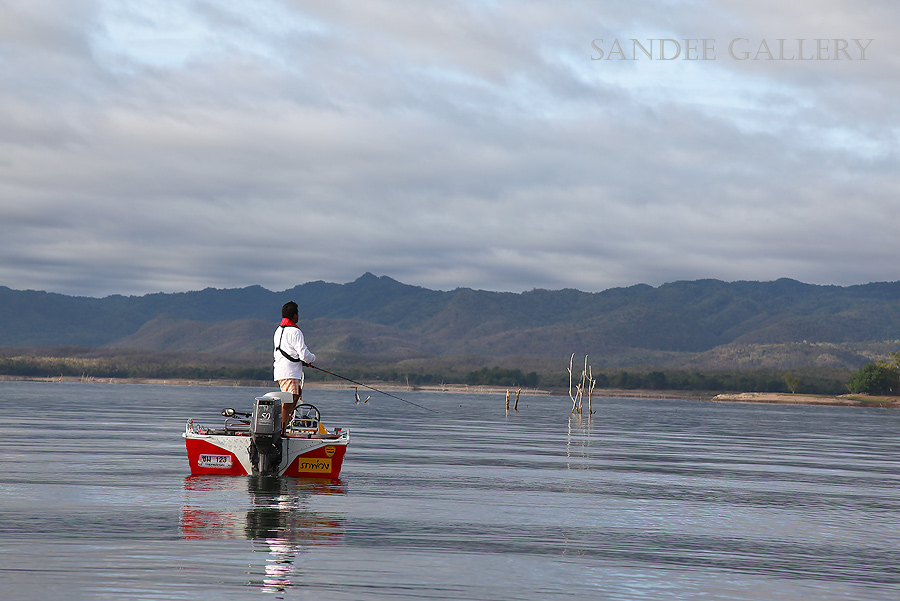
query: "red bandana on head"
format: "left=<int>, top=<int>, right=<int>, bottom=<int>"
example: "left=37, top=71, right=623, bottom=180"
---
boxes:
left=280, top=318, right=297, bottom=327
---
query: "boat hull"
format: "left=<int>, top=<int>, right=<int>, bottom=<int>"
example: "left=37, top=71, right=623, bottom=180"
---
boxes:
left=184, top=430, right=349, bottom=478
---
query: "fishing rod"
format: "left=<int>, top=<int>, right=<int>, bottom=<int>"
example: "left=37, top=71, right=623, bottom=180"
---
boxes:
left=304, top=363, right=439, bottom=413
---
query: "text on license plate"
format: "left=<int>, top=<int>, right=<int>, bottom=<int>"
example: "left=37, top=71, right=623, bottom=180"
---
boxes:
left=199, top=454, right=233, bottom=468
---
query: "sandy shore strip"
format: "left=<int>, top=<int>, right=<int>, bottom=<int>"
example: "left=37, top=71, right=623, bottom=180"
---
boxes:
left=4, top=375, right=898, bottom=407
left=712, top=391, right=900, bottom=408
left=0, top=375, right=550, bottom=396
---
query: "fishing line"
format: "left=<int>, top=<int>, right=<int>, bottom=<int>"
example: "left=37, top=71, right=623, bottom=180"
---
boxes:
left=304, top=363, right=439, bottom=413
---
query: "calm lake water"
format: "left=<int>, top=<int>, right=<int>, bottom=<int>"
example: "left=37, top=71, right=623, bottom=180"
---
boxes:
left=1, top=380, right=898, bottom=600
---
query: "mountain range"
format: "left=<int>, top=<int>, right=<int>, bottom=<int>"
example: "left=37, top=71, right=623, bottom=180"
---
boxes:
left=2, top=273, right=899, bottom=373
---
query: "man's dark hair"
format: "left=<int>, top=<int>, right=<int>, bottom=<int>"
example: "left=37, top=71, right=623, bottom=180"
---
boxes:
left=282, top=301, right=299, bottom=319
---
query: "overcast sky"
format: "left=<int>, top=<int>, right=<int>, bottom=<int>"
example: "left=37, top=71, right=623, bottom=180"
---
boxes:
left=1, top=1, right=897, bottom=297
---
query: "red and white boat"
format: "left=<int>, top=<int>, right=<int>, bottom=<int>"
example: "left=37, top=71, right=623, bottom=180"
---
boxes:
left=184, top=391, right=349, bottom=478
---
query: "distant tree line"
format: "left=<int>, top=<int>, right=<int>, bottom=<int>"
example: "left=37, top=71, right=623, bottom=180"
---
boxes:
left=306, top=366, right=540, bottom=388
left=312, top=364, right=849, bottom=394
left=0, top=354, right=270, bottom=382
left=464, top=367, right=540, bottom=387
left=846, top=352, right=900, bottom=395
left=0, top=351, right=861, bottom=395
left=541, top=368, right=849, bottom=395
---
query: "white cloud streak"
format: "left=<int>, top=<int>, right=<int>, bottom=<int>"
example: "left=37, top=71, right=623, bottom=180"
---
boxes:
left=0, top=0, right=897, bottom=297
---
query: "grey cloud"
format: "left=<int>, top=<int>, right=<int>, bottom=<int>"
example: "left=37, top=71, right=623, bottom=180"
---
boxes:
left=0, top=0, right=897, bottom=297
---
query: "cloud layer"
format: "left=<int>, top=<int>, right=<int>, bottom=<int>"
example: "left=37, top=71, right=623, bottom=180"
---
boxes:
left=1, top=0, right=897, bottom=296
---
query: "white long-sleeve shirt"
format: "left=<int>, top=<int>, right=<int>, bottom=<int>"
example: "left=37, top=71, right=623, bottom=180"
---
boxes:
left=273, top=324, right=316, bottom=381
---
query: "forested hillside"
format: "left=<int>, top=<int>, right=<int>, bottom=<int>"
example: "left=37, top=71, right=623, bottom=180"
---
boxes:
left=1, top=274, right=899, bottom=380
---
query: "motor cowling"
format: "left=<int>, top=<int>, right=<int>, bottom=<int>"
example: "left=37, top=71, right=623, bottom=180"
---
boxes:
left=249, top=396, right=282, bottom=475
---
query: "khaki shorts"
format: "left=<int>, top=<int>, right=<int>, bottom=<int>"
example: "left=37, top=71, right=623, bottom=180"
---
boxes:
left=278, top=378, right=302, bottom=399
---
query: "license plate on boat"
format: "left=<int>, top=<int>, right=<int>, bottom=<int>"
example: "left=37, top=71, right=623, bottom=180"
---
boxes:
left=199, top=454, right=233, bottom=468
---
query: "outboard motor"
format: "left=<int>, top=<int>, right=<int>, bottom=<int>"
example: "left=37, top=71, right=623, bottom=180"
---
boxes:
left=249, top=396, right=282, bottom=475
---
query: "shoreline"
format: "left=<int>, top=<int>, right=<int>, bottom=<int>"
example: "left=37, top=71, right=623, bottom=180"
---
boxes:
left=0, top=375, right=550, bottom=397
left=712, top=391, right=900, bottom=408
left=2, top=375, right=897, bottom=408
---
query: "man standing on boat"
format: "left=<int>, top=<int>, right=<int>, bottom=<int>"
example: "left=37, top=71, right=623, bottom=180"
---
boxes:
left=274, top=301, right=316, bottom=430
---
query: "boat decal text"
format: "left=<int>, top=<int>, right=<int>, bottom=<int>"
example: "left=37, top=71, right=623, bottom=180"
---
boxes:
left=298, top=458, right=332, bottom=473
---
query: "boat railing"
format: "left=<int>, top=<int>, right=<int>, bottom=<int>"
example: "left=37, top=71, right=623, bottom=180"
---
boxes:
left=224, top=418, right=251, bottom=432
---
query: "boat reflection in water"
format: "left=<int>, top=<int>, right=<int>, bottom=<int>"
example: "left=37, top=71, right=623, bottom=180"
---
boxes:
left=181, top=475, right=346, bottom=593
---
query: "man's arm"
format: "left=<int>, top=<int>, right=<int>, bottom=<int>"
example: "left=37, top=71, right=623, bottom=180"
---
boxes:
left=288, top=328, right=316, bottom=364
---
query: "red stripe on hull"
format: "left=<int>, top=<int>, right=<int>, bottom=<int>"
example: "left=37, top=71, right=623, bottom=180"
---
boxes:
left=185, top=438, right=249, bottom=475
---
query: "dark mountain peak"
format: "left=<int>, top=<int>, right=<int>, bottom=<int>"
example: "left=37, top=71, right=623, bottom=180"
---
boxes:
left=344, top=273, right=439, bottom=303
left=769, top=277, right=811, bottom=290
left=350, top=272, right=420, bottom=291
left=351, top=272, right=401, bottom=287
left=3, top=275, right=900, bottom=368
